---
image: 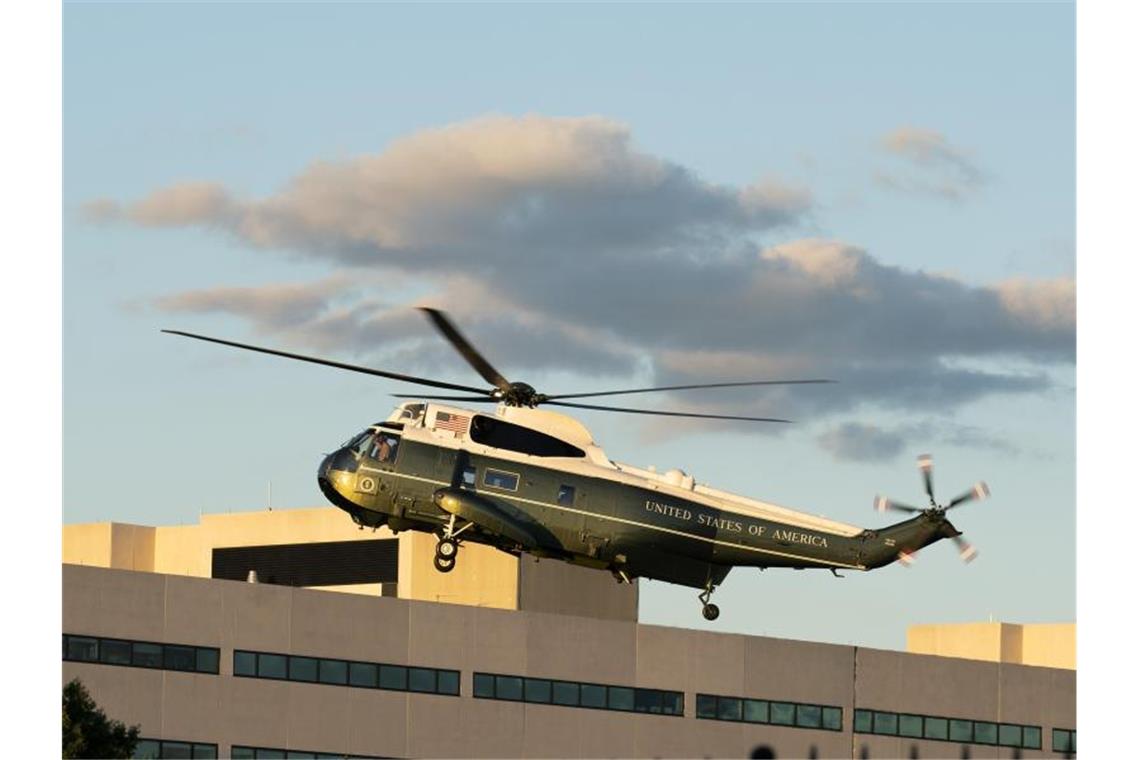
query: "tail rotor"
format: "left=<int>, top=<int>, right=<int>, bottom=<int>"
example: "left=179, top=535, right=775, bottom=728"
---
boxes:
left=873, top=454, right=990, bottom=566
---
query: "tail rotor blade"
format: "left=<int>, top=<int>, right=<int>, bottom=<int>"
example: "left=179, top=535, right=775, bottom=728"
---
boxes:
left=947, top=481, right=991, bottom=509
left=874, top=495, right=922, bottom=514
left=952, top=535, right=979, bottom=563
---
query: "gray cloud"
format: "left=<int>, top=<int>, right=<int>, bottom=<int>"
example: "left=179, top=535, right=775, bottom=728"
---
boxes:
left=105, top=114, right=1071, bottom=431
left=818, top=423, right=906, bottom=462
left=817, top=419, right=1020, bottom=463
left=876, top=127, right=985, bottom=201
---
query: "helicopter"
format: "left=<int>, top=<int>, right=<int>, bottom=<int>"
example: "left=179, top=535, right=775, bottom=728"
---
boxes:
left=163, top=308, right=990, bottom=621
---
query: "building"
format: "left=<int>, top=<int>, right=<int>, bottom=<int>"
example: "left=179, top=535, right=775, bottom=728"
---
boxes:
left=907, top=622, right=1075, bottom=671
left=62, top=508, right=1076, bottom=759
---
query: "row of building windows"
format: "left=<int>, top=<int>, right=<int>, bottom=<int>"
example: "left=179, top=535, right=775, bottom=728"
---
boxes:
left=64, top=634, right=220, bottom=675
left=231, top=746, right=386, bottom=759
left=133, top=738, right=217, bottom=759
left=1053, top=728, right=1077, bottom=753
left=854, top=708, right=1042, bottom=750
left=473, top=672, right=683, bottom=716
left=233, top=650, right=460, bottom=696
left=696, top=693, right=843, bottom=731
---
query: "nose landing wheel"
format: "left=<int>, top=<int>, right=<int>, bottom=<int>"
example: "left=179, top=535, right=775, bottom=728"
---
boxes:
left=433, top=552, right=456, bottom=573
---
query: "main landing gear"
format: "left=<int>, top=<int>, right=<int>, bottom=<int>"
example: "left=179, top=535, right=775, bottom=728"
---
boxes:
left=698, top=580, right=720, bottom=621
left=433, top=515, right=471, bottom=574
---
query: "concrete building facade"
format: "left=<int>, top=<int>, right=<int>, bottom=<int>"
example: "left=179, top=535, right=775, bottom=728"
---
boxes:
left=63, top=564, right=1075, bottom=759
left=61, top=508, right=1075, bottom=758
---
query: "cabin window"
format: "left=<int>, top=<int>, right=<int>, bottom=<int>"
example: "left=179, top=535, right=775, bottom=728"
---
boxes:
left=469, top=415, right=586, bottom=458
left=557, top=485, right=575, bottom=506
left=461, top=465, right=476, bottom=488
left=483, top=469, right=519, bottom=491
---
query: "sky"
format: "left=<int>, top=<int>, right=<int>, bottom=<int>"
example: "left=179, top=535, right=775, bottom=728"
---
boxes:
left=63, top=2, right=1075, bottom=650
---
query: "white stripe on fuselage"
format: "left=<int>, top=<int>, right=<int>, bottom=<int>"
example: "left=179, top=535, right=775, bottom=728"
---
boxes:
left=369, top=467, right=866, bottom=571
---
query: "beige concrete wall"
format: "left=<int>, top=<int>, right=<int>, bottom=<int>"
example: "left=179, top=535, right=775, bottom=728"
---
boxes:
left=907, top=622, right=1075, bottom=670
left=398, top=530, right=518, bottom=609
left=63, top=507, right=638, bottom=619
left=1021, top=623, right=1076, bottom=670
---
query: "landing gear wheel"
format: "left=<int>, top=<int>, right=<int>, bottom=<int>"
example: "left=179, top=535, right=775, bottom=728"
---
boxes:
left=702, top=603, right=720, bottom=621
left=436, top=537, right=458, bottom=560
left=433, top=554, right=456, bottom=573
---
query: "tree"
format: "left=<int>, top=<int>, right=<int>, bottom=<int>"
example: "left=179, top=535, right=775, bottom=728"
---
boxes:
left=62, top=678, right=140, bottom=759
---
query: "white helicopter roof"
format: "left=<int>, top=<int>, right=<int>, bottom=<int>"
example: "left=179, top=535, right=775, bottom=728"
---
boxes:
left=386, top=400, right=864, bottom=538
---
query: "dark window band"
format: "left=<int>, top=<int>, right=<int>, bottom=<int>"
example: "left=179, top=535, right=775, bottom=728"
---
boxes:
left=473, top=672, right=682, bottom=716
left=696, top=693, right=842, bottom=732
left=231, top=746, right=388, bottom=759
left=234, top=649, right=459, bottom=697
left=132, top=738, right=217, bottom=758
left=854, top=708, right=1044, bottom=751
left=63, top=634, right=219, bottom=675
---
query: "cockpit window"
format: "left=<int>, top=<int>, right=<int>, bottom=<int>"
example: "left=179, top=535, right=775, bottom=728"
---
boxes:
left=368, top=433, right=401, bottom=464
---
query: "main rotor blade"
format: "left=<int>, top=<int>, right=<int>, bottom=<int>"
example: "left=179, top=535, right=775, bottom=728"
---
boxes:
left=918, top=454, right=935, bottom=502
left=419, top=308, right=511, bottom=391
left=544, top=379, right=836, bottom=401
left=390, top=393, right=498, bottom=402
left=874, top=495, right=923, bottom=514
left=946, top=481, right=991, bottom=509
left=162, top=330, right=491, bottom=395
left=545, top=400, right=791, bottom=423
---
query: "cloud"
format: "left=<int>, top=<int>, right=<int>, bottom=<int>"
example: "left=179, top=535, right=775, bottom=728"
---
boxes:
left=876, top=127, right=984, bottom=201
left=98, top=114, right=1071, bottom=432
left=88, top=114, right=812, bottom=266
left=818, top=423, right=906, bottom=462
left=817, top=420, right=1020, bottom=463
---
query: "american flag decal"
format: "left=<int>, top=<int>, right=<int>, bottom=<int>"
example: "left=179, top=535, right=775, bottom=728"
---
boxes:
left=434, top=411, right=470, bottom=435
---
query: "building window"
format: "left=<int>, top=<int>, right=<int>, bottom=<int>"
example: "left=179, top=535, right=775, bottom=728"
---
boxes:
left=1053, top=728, right=1076, bottom=753
left=745, top=699, right=770, bottom=724
left=63, top=634, right=219, bottom=676
left=133, top=738, right=217, bottom=759
left=974, top=721, right=998, bottom=745
left=924, top=716, right=948, bottom=741
left=873, top=711, right=898, bottom=735
left=998, top=724, right=1022, bottom=747
left=697, top=694, right=841, bottom=732
left=289, top=656, right=318, bottom=682
left=476, top=672, right=682, bottom=716
left=525, top=678, right=552, bottom=704
left=854, top=707, right=1044, bottom=752
left=233, top=650, right=459, bottom=697
left=898, top=713, right=923, bottom=738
